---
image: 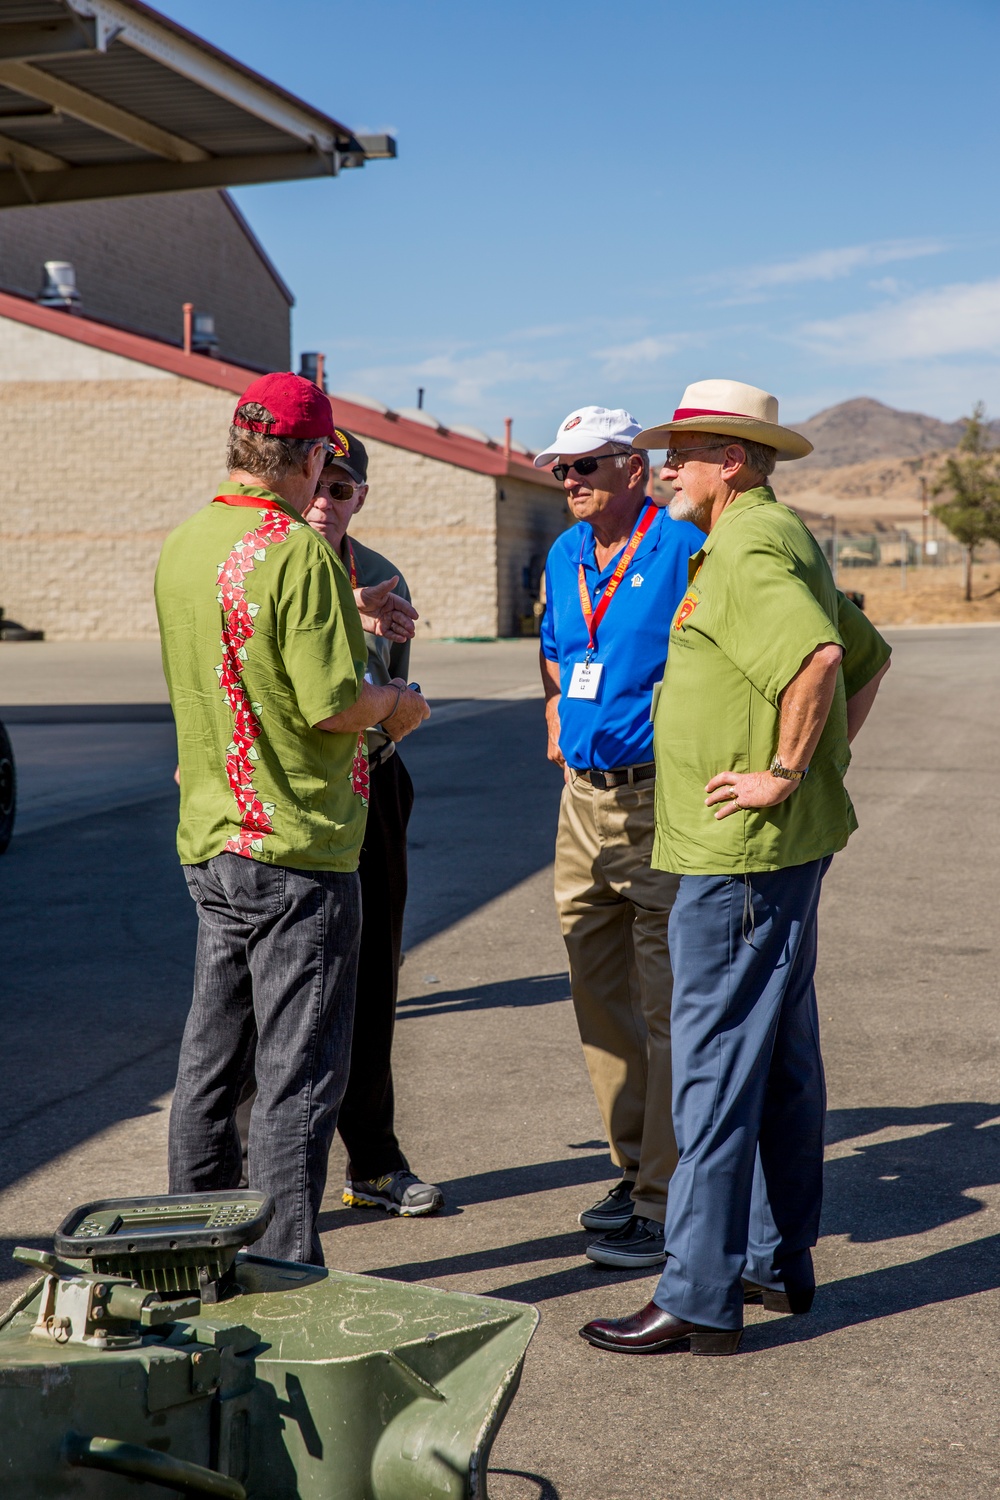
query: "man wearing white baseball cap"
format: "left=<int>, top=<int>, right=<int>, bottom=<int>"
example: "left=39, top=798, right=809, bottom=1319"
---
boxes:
left=536, top=405, right=704, bottom=1269
left=580, top=380, right=891, bottom=1354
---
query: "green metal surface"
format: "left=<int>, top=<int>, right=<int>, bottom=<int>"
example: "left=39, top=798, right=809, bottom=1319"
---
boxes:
left=0, top=1249, right=538, bottom=1499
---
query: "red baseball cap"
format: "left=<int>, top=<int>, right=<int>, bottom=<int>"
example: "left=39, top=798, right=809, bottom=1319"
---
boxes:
left=233, top=372, right=336, bottom=440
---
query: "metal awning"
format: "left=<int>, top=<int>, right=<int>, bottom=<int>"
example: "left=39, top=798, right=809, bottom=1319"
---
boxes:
left=0, top=0, right=395, bottom=209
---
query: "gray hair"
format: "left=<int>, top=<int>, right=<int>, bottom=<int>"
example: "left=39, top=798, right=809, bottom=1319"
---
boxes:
left=709, top=434, right=777, bottom=479
left=610, top=443, right=651, bottom=484
left=226, top=402, right=319, bottom=484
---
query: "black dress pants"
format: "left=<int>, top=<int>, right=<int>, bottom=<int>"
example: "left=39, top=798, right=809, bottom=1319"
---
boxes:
left=236, top=751, right=414, bottom=1185
left=338, top=750, right=414, bottom=1180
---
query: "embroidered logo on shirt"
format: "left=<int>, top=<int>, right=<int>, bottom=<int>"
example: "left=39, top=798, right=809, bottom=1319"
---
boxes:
left=216, top=510, right=301, bottom=857
left=674, top=593, right=698, bottom=629
left=631, top=573, right=644, bottom=587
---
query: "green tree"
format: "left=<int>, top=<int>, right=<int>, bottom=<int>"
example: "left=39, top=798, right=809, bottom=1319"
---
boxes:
left=932, top=403, right=1000, bottom=601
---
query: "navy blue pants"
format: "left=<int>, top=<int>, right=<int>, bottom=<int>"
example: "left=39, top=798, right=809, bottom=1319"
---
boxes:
left=653, top=856, right=831, bottom=1329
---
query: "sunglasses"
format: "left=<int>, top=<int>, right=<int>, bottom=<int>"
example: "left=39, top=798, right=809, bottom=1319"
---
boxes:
left=315, top=477, right=363, bottom=501
left=552, top=452, right=628, bottom=482
left=661, top=443, right=729, bottom=467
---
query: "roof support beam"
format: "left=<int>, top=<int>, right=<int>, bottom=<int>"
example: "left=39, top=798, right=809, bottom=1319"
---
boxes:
left=64, top=0, right=346, bottom=152
left=0, top=148, right=336, bottom=209
left=0, top=130, right=66, bottom=173
left=0, top=59, right=208, bottom=163
left=0, top=17, right=98, bottom=62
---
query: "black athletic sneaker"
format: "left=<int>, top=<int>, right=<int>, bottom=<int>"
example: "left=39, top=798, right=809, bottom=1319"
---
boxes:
left=343, top=1170, right=444, bottom=1217
left=579, top=1178, right=636, bottom=1232
left=585, top=1215, right=667, bottom=1268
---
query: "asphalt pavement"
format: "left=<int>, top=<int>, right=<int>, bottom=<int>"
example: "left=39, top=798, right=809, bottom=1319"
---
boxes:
left=0, top=629, right=998, bottom=1499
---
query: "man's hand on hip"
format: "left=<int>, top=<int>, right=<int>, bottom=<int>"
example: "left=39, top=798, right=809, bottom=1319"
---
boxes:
left=382, top=678, right=431, bottom=742
left=355, top=577, right=418, bottom=643
left=705, top=771, right=796, bottom=820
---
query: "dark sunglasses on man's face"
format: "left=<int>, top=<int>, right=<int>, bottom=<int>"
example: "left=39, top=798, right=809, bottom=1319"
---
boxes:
left=323, top=480, right=361, bottom=501
left=551, top=453, right=626, bottom=482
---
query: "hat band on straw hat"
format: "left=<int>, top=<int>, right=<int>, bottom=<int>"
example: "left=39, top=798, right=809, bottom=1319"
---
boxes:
left=672, top=406, right=748, bottom=421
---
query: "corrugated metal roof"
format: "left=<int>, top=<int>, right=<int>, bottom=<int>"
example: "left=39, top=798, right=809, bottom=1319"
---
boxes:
left=0, top=0, right=394, bottom=207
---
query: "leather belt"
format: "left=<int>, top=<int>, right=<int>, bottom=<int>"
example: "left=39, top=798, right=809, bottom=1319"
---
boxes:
left=577, top=761, right=656, bottom=790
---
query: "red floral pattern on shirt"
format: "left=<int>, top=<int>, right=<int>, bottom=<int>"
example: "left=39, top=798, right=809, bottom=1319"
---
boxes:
left=215, top=510, right=298, bottom=857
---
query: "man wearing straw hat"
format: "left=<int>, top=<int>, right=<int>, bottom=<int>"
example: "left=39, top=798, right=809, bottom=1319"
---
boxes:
left=580, top=380, right=891, bottom=1355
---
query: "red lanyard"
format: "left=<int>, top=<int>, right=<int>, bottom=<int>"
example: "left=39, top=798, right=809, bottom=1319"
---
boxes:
left=578, top=503, right=656, bottom=657
left=345, top=538, right=357, bottom=587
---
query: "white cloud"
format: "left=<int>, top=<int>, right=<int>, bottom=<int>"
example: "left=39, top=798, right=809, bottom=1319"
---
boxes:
left=343, top=343, right=573, bottom=420
left=593, top=334, right=682, bottom=381
left=800, top=277, right=1000, bottom=362
left=706, top=238, right=947, bottom=300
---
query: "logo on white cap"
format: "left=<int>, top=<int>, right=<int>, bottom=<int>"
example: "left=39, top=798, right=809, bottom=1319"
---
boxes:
left=534, top=405, right=643, bottom=469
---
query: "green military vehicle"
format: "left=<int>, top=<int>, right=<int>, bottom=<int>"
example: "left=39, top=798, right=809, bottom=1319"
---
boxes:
left=0, top=1190, right=537, bottom=1497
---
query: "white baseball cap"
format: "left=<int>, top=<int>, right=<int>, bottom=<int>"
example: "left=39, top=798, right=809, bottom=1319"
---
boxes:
left=534, top=406, right=642, bottom=468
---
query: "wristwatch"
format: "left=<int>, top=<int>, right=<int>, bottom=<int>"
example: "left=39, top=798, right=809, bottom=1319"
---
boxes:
left=769, top=755, right=809, bottom=782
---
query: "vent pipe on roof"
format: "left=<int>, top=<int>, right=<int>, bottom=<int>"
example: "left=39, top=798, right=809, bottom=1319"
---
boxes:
left=504, top=417, right=512, bottom=461
left=299, top=352, right=327, bottom=392
left=38, top=261, right=81, bottom=313
left=191, top=312, right=219, bottom=358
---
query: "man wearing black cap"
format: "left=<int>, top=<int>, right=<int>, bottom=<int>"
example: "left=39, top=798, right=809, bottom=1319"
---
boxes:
left=302, top=429, right=444, bottom=1216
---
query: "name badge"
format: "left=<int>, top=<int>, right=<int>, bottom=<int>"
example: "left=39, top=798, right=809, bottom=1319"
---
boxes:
left=568, top=660, right=603, bottom=700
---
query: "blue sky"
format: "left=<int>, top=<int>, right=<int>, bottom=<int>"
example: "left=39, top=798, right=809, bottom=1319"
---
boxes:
left=161, top=0, right=1000, bottom=449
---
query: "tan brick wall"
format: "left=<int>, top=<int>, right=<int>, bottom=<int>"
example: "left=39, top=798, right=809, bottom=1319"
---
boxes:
left=0, top=346, right=558, bottom=643
left=0, top=377, right=232, bottom=640
left=0, top=190, right=291, bottom=371
left=495, top=475, right=572, bottom=636
left=350, top=440, right=501, bottom=639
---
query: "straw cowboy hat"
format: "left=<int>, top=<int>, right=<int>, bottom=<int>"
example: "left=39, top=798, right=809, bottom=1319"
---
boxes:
left=633, top=379, right=812, bottom=461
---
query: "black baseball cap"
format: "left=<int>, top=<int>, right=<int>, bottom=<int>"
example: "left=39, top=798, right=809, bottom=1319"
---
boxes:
left=328, top=426, right=368, bottom=485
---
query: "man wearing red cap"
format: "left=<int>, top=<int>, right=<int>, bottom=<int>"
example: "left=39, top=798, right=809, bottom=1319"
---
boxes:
left=155, top=373, right=429, bottom=1265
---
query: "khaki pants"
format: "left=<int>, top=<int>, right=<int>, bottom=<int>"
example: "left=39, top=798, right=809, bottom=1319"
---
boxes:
left=554, top=771, right=679, bottom=1223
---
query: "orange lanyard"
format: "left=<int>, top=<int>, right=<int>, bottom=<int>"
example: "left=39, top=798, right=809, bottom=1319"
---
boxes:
left=577, top=503, right=656, bottom=658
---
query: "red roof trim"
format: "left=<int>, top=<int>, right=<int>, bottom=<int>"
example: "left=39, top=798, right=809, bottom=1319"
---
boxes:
left=0, top=287, right=558, bottom=485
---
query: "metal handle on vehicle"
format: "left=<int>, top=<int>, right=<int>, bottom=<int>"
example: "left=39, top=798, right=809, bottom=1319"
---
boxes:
left=65, top=1433, right=246, bottom=1499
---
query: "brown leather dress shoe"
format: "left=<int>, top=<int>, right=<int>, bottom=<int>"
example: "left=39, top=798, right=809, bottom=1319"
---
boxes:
left=579, top=1299, right=742, bottom=1356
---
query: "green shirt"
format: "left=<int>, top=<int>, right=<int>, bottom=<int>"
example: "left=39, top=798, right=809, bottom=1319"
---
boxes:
left=651, top=487, right=891, bottom=876
left=155, top=482, right=369, bottom=873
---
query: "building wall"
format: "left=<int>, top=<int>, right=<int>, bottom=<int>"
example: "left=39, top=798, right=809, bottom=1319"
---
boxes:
left=0, top=320, right=558, bottom=643
left=350, top=439, right=500, bottom=638
left=0, top=191, right=291, bottom=371
left=0, top=374, right=231, bottom=640
left=495, top=475, right=571, bottom=636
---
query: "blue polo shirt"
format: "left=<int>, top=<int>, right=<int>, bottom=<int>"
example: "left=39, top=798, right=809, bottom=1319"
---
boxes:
left=540, top=503, right=704, bottom=770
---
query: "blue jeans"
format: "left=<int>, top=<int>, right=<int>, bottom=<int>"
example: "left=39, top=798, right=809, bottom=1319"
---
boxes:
left=653, top=857, right=831, bottom=1329
left=169, top=853, right=361, bottom=1264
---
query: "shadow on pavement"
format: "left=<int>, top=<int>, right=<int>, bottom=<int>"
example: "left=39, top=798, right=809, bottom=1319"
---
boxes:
left=360, top=1229, right=654, bottom=1306
left=823, top=1103, right=1000, bottom=1241
left=317, top=1154, right=616, bottom=1240
left=400, top=700, right=563, bottom=947
left=0, top=698, right=563, bottom=1280
left=398, top=973, right=570, bottom=1019
left=746, top=1231, right=1000, bottom=1351
left=489, top=1471, right=560, bottom=1500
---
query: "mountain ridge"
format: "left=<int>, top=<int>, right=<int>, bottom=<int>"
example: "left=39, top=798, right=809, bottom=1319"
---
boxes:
left=792, top=396, right=999, bottom=468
